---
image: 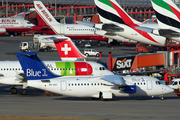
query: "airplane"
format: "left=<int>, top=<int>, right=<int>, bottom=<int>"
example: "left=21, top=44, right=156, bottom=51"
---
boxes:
left=0, top=37, right=113, bottom=95
left=150, top=0, right=180, bottom=42
left=0, top=18, right=34, bottom=36
left=94, top=0, right=167, bottom=46
left=32, top=1, right=109, bottom=47
left=15, top=51, right=174, bottom=100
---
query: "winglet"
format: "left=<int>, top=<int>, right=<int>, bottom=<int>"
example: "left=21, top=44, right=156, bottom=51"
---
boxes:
left=16, top=52, right=60, bottom=80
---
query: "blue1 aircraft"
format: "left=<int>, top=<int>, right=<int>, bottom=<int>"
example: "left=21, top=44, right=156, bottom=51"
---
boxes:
left=16, top=52, right=174, bottom=100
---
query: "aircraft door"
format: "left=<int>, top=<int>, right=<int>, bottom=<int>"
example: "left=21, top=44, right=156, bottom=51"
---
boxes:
left=21, top=20, right=24, bottom=27
left=60, top=81, right=67, bottom=91
left=60, top=26, right=64, bottom=34
left=147, top=80, right=152, bottom=90
left=86, top=63, right=93, bottom=75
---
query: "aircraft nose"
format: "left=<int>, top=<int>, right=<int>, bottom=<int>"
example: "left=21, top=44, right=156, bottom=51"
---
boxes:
left=163, top=85, right=174, bottom=94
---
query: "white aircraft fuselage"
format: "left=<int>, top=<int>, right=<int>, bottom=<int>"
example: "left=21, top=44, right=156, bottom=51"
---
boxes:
left=0, top=18, right=34, bottom=35
left=28, top=75, right=173, bottom=98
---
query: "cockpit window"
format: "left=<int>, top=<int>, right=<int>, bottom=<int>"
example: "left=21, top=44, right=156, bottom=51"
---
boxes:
left=156, top=81, right=161, bottom=85
left=173, top=81, right=178, bottom=85
left=27, top=22, right=31, bottom=24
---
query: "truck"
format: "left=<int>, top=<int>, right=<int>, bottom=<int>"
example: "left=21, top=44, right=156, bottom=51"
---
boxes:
left=169, top=79, right=180, bottom=96
left=19, top=35, right=63, bottom=52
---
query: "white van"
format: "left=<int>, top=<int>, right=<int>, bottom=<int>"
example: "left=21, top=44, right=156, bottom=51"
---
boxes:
left=84, top=49, right=99, bottom=57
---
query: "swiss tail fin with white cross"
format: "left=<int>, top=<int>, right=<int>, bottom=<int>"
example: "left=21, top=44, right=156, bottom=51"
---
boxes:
left=45, top=36, right=86, bottom=60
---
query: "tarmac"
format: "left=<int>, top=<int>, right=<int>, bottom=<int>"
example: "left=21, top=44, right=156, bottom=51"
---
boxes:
left=0, top=35, right=180, bottom=120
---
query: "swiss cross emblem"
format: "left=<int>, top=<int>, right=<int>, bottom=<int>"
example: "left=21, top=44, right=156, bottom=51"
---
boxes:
left=61, top=44, right=71, bottom=55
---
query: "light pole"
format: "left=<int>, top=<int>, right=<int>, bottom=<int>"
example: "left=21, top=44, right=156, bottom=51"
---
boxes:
left=6, top=0, right=8, bottom=17
left=123, top=0, right=125, bottom=10
left=55, top=0, right=57, bottom=16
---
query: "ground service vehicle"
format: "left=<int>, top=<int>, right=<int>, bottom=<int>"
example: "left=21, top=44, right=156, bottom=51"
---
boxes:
left=169, top=79, right=180, bottom=96
left=19, top=35, right=61, bottom=52
left=84, top=49, right=99, bottom=57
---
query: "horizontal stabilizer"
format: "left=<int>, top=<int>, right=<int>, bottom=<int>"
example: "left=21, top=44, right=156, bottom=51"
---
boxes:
left=159, top=29, right=180, bottom=36
left=102, top=24, right=124, bottom=32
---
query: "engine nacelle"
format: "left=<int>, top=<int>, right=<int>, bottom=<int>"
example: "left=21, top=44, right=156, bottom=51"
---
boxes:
left=0, top=28, right=6, bottom=35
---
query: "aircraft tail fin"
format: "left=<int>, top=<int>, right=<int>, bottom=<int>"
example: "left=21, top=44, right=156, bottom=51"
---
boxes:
left=94, top=0, right=140, bottom=25
left=34, top=1, right=59, bottom=26
left=45, top=36, right=86, bottom=59
left=16, top=52, right=60, bottom=80
left=151, top=0, right=180, bottom=29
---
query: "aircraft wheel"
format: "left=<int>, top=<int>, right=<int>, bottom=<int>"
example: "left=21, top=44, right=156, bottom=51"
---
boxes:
left=10, top=88, right=17, bottom=94
left=20, top=89, right=27, bottom=95
left=85, top=53, right=89, bottom=57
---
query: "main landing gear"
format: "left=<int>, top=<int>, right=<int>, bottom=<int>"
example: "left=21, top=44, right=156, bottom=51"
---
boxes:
left=10, top=87, right=17, bottom=94
left=10, top=86, right=27, bottom=95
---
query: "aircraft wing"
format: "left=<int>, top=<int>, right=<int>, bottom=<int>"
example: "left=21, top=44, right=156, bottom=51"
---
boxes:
left=44, top=36, right=69, bottom=42
left=117, top=69, right=166, bottom=76
left=101, top=75, right=124, bottom=85
left=87, top=75, right=124, bottom=85
left=15, top=71, right=26, bottom=82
